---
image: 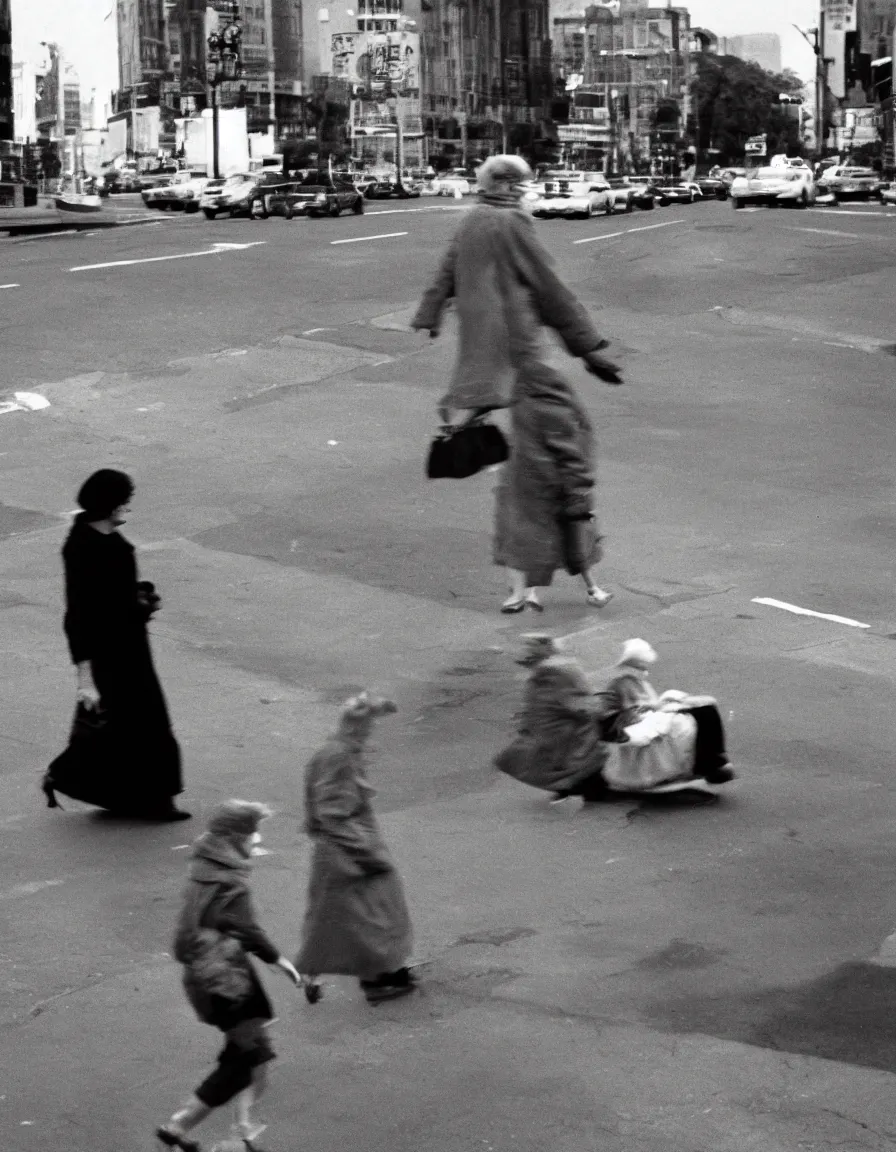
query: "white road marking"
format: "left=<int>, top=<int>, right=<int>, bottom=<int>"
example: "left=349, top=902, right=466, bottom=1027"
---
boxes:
left=366, top=205, right=467, bottom=216
left=573, top=218, right=685, bottom=245
left=0, top=282, right=19, bottom=288
left=789, top=225, right=879, bottom=239
left=816, top=207, right=896, bottom=216
left=0, top=878, right=65, bottom=900
left=70, top=240, right=266, bottom=271
left=751, top=597, right=871, bottom=629
left=331, top=231, right=408, bottom=245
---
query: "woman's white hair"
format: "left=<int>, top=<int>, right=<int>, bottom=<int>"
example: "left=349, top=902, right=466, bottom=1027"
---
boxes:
left=476, top=154, right=534, bottom=193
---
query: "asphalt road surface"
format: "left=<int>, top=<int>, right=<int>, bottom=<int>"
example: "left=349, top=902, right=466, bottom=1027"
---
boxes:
left=3, top=197, right=896, bottom=1151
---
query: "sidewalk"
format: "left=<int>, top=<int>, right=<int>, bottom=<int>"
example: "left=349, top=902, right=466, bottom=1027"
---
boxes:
left=0, top=201, right=157, bottom=235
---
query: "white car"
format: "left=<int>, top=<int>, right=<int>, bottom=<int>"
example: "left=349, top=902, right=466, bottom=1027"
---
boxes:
left=431, top=169, right=476, bottom=196
left=730, top=166, right=816, bottom=209
left=532, top=176, right=614, bottom=219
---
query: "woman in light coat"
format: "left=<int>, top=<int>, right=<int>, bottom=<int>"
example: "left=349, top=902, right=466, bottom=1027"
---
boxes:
left=296, top=693, right=416, bottom=1005
left=412, top=155, right=623, bottom=612
left=600, top=639, right=735, bottom=792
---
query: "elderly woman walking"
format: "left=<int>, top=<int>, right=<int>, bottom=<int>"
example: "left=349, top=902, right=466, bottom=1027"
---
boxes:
left=158, top=801, right=301, bottom=1152
left=296, top=693, right=417, bottom=1005
left=412, top=155, right=623, bottom=612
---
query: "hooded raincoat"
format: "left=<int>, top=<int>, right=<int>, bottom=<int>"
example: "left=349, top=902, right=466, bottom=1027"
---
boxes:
left=493, top=368, right=600, bottom=586
left=173, top=832, right=279, bottom=1031
left=411, top=200, right=606, bottom=411
left=494, top=657, right=608, bottom=793
left=296, top=733, right=412, bottom=980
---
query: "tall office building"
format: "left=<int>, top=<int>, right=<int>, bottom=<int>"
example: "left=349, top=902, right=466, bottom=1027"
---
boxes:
left=0, top=0, right=12, bottom=142
left=117, top=0, right=168, bottom=102
left=722, top=33, right=782, bottom=74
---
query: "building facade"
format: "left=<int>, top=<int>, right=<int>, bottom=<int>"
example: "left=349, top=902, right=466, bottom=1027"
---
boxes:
left=0, top=0, right=12, bottom=143
left=552, top=0, right=692, bottom=173
left=719, top=33, right=782, bottom=75
left=117, top=0, right=167, bottom=100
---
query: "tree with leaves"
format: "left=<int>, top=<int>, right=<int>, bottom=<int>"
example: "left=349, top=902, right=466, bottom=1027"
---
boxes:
left=690, top=55, right=807, bottom=167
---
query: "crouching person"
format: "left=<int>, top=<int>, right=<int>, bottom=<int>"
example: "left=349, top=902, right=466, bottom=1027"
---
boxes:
left=296, top=693, right=417, bottom=1005
left=158, top=801, right=301, bottom=1152
left=494, top=647, right=609, bottom=805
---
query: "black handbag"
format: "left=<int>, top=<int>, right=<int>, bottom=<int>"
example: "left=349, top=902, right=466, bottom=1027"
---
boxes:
left=562, top=514, right=604, bottom=575
left=426, top=419, right=509, bottom=480
left=42, top=703, right=113, bottom=809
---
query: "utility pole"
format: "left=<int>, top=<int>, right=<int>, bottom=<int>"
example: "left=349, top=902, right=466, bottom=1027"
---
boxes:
left=794, top=23, right=833, bottom=159
left=207, top=2, right=243, bottom=178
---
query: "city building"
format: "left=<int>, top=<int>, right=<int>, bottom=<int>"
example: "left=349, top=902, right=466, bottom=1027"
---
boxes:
left=552, top=0, right=693, bottom=174
left=719, top=33, right=782, bottom=75
left=12, top=61, right=37, bottom=142
left=0, top=0, right=12, bottom=143
left=117, top=0, right=167, bottom=104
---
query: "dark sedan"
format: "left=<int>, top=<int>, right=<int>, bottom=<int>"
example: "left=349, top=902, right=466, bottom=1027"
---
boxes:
left=696, top=176, right=728, bottom=200
left=366, top=176, right=424, bottom=199
left=267, top=173, right=364, bottom=219
left=616, top=178, right=660, bottom=210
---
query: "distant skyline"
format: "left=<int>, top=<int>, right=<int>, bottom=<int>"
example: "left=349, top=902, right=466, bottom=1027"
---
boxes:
left=684, top=0, right=817, bottom=79
left=11, top=0, right=819, bottom=117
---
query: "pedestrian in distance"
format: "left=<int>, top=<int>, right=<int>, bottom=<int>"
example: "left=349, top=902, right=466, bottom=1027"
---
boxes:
left=42, top=469, right=189, bottom=820
left=411, top=155, right=622, bottom=613
left=296, top=692, right=417, bottom=1005
left=158, top=801, right=302, bottom=1152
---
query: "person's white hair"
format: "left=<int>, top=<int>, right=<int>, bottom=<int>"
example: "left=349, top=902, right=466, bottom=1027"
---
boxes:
left=476, top=154, right=534, bottom=194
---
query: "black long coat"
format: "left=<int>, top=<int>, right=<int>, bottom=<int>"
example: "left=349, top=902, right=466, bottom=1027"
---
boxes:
left=47, top=514, right=182, bottom=811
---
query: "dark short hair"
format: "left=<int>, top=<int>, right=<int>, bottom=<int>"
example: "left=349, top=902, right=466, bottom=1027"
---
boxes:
left=76, top=469, right=135, bottom=520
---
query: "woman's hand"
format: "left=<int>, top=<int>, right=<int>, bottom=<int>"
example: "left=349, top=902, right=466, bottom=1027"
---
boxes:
left=583, top=349, right=623, bottom=384
left=76, top=664, right=100, bottom=711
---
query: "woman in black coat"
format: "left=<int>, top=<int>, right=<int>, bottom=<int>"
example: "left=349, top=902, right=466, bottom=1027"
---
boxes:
left=43, top=469, right=189, bottom=820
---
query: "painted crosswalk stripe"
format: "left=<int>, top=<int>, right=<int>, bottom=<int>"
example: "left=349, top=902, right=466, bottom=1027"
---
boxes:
left=751, top=597, right=871, bottom=629
left=331, top=231, right=408, bottom=245
left=573, top=219, right=685, bottom=245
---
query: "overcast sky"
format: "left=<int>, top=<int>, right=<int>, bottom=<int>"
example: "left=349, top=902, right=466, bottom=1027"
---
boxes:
left=11, top=0, right=820, bottom=111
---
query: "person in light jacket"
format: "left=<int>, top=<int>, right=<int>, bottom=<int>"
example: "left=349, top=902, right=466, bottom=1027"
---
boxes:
left=157, top=801, right=301, bottom=1152
left=296, top=693, right=417, bottom=1005
left=412, top=155, right=623, bottom=611
left=411, top=154, right=623, bottom=423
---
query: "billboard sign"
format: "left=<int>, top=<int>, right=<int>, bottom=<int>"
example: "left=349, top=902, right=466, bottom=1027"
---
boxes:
left=823, top=0, right=857, bottom=33
left=332, top=32, right=419, bottom=95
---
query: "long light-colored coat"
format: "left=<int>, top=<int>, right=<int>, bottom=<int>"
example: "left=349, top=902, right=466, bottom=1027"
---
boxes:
left=493, top=368, right=600, bottom=586
left=412, top=202, right=605, bottom=411
left=494, top=657, right=608, bottom=793
left=600, top=670, right=697, bottom=791
left=296, top=735, right=412, bottom=980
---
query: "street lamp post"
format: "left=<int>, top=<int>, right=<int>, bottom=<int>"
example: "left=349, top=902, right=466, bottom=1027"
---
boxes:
left=793, top=24, right=834, bottom=159
left=207, top=2, right=243, bottom=179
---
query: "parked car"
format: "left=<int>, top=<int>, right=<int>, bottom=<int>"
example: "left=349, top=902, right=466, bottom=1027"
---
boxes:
left=142, top=170, right=210, bottom=211
left=879, top=180, right=896, bottom=205
left=696, top=175, right=728, bottom=199
left=654, top=180, right=703, bottom=205
left=606, top=179, right=637, bottom=212
left=730, top=166, right=816, bottom=209
left=532, top=176, right=614, bottom=219
left=622, top=177, right=660, bottom=209
left=431, top=168, right=477, bottom=196
left=135, top=164, right=181, bottom=192
left=816, top=165, right=882, bottom=202
left=198, top=171, right=287, bottom=219
left=103, top=167, right=141, bottom=193
left=267, top=172, right=365, bottom=219
left=366, top=173, right=424, bottom=199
